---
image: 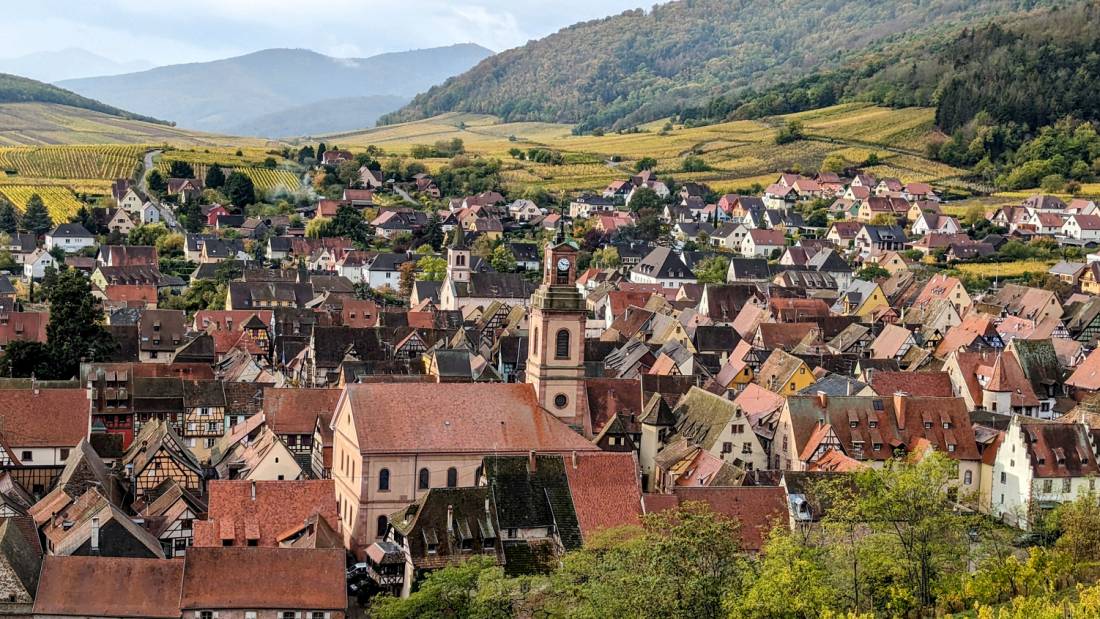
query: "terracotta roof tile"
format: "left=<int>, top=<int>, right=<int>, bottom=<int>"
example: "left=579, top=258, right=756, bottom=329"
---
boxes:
left=180, top=547, right=346, bottom=610
left=869, top=371, right=953, bottom=398
left=0, top=389, right=87, bottom=447
left=344, top=383, right=597, bottom=454
left=649, top=487, right=788, bottom=551
left=263, top=387, right=343, bottom=435
left=193, top=480, right=339, bottom=548
left=563, top=452, right=642, bottom=541
left=33, top=556, right=183, bottom=617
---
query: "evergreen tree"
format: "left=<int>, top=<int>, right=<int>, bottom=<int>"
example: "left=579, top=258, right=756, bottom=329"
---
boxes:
left=317, top=142, right=327, bottom=160
left=205, top=164, right=226, bottom=189
left=146, top=169, right=168, bottom=196
left=168, top=160, right=195, bottom=178
left=21, top=194, right=53, bottom=236
left=0, top=198, right=18, bottom=234
left=44, top=269, right=115, bottom=379
left=224, top=171, right=256, bottom=208
left=182, top=200, right=204, bottom=233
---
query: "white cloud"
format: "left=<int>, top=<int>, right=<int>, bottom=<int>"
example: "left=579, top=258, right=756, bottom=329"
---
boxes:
left=2, top=0, right=648, bottom=67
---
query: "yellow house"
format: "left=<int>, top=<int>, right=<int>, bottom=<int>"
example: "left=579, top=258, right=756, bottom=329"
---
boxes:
left=755, top=349, right=814, bottom=396
left=832, top=280, right=888, bottom=318
left=871, top=250, right=910, bottom=276
left=1082, top=264, right=1100, bottom=295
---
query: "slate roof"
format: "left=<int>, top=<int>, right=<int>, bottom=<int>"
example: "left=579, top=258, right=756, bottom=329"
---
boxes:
left=632, top=247, right=693, bottom=280
left=483, top=454, right=583, bottom=551
left=455, top=272, right=537, bottom=300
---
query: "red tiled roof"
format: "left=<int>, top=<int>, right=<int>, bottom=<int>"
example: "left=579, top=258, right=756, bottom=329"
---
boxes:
left=648, top=487, right=788, bottom=551
left=263, top=387, right=343, bottom=435
left=193, top=480, right=339, bottom=548
left=869, top=371, right=953, bottom=397
left=563, top=452, right=642, bottom=541
left=0, top=389, right=87, bottom=447
left=748, top=228, right=786, bottom=246
left=1068, top=347, right=1100, bottom=391
left=33, top=555, right=183, bottom=618
left=0, top=311, right=47, bottom=346
left=342, top=383, right=597, bottom=454
left=104, top=285, right=158, bottom=305
left=180, top=547, right=346, bottom=610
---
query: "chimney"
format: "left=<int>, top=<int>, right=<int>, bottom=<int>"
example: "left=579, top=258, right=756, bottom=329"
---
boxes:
left=816, top=391, right=828, bottom=408
left=90, top=517, right=100, bottom=553
left=894, top=391, right=909, bottom=419
left=446, top=505, right=454, bottom=533
left=250, top=481, right=256, bottom=501
left=571, top=451, right=578, bottom=469
left=528, top=450, right=537, bottom=472
left=846, top=380, right=853, bottom=396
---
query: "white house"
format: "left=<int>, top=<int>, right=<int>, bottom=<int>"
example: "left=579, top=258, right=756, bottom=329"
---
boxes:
left=44, top=223, right=95, bottom=254
left=991, top=415, right=1100, bottom=529
left=140, top=201, right=162, bottom=225
left=740, top=229, right=786, bottom=258
left=630, top=246, right=696, bottom=287
left=911, top=214, right=961, bottom=236
left=363, top=253, right=416, bottom=291
left=712, top=223, right=748, bottom=252
left=1061, top=214, right=1100, bottom=241
left=118, top=187, right=145, bottom=214
left=22, top=248, right=55, bottom=280
left=508, top=199, right=542, bottom=222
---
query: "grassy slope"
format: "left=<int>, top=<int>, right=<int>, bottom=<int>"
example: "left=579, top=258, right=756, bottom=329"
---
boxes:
left=337, top=103, right=969, bottom=194
left=0, top=102, right=274, bottom=147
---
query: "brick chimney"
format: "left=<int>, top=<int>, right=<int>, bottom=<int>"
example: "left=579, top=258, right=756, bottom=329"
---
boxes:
left=894, top=391, right=909, bottom=420
left=816, top=391, right=828, bottom=408
left=528, top=450, right=537, bottom=473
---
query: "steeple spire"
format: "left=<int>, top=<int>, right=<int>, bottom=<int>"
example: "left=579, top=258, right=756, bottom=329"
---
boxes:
left=450, top=227, right=467, bottom=250
left=554, top=204, right=566, bottom=244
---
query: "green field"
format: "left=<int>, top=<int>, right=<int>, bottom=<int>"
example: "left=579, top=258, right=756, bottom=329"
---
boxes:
left=332, top=103, right=969, bottom=194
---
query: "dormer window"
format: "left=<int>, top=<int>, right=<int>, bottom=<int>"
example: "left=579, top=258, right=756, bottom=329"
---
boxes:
left=924, top=422, right=932, bottom=429
left=869, top=420, right=878, bottom=428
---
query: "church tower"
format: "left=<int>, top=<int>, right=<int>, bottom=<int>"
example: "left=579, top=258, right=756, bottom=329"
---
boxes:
left=526, top=218, right=586, bottom=422
left=447, top=228, right=471, bottom=283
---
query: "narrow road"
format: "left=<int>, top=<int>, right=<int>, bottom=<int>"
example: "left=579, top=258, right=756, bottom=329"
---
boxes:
left=392, top=186, right=419, bottom=206
left=137, top=149, right=182, bottom=232
left=137, top=149, right=161, bottom=194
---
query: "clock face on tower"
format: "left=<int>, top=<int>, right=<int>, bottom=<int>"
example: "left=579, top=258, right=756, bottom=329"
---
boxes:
left=556, top=257, right=570, bottom=271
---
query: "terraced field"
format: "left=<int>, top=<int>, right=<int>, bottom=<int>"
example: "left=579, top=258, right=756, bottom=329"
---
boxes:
left=335, top=104, right=967, bottom=194
left=955, top=260, right=1057, bottom=278
left=154, top=148, right=301, bottom=193
left=0, top=144, right=144, bottom=179
left=0, top=185, right=84, bottom=221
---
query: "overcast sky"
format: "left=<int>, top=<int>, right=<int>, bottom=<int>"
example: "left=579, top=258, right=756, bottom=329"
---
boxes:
left=0, top=0, right=645, bottom=66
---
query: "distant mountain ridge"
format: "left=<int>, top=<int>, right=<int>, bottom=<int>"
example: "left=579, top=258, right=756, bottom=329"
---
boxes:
left=224, top=95, right=410, bottom=138
left=0, top=72, right=167, bottom=125
left=0, top=48, right=152, bottom=83
left=380, top=0, right=1061, bottom=132
left=58, top=44, right=493, bottom=136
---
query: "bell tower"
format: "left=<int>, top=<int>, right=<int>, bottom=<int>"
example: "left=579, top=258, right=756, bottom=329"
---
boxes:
left=526, top=216, right=586, bottom=422
left=447, top=228, right=470, bottom=283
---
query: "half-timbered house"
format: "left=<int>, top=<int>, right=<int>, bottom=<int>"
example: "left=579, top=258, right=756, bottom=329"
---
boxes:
left=138, top=479, right=206, bottom=558
left=120, top=419, right=204, bottom=499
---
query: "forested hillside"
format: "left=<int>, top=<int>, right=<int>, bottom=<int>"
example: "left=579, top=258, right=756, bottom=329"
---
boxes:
left=380, top=0, right=1054, bottom=132
left=0, top=73, right=167, bottom=125
left=690, top=2, right=1100, bottom=191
